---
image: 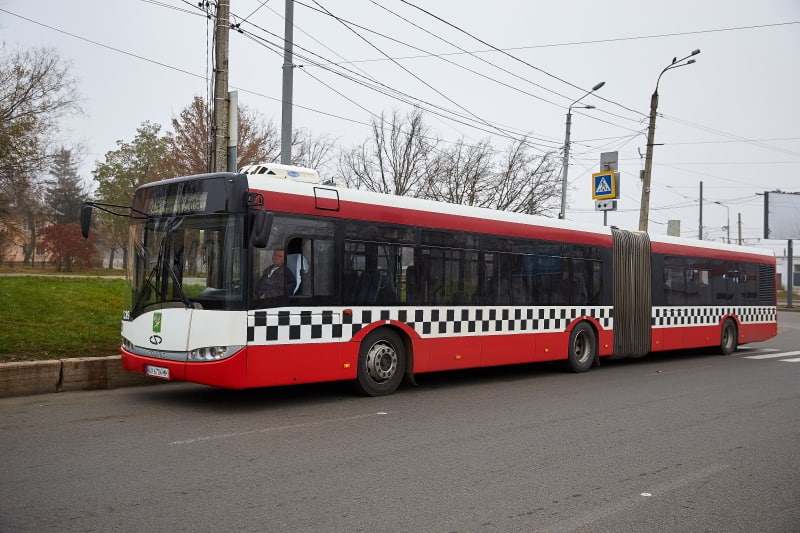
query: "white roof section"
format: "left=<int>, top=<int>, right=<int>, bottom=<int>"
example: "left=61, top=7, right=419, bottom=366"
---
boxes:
left=239, top=163, right=321, bottom=184
left=242, top=167, right=774, bottom=259
left=649, top=232, right=775, bottom=259
left=245, top=168, right=611, bottom=238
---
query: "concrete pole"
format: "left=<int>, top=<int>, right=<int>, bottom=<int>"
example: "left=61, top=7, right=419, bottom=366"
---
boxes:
left=558, top=81, right=604, bottom=220
left=638, top=90, right=659, bottom=232
left=699, top=181, right=703, bottom=240
left=638, top=50, right=699, bottom=233
left=227, top=90, right=238, bottom=173
left=280, top=0, right=294, bottom=165
left=559, top=111, right=572, bottom=220
left=212, top=0, right=230, bottom=173
left=788, top=239, right=794, bottom=308
left=738, top=212, right=742, bottom=245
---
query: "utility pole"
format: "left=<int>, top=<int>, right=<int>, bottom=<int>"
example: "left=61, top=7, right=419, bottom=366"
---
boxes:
left=227, top=90, right=238, bottom=173
left=737, top=212, right=742, bottom=245
left=638, top=49, right=700, bottom=233
left=639, top=89, right=659, bottom=232
left=212, top=0, right=230, bottom=173
left=559, top=81, right=605, bottom=220
left=280, top=0, right=294, bottom=165
left=698, top=181, right=703, bottom=240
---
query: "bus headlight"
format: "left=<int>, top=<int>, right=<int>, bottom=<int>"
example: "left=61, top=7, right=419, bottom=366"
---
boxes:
left=188, top=345, right=244, bottom=361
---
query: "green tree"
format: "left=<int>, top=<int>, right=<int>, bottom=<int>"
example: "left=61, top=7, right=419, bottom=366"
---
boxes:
left=92, top=122, right=167, bottom=269
left=45, top=147, right=89, bottom=225
left=0, top=46, right=80, bottom=265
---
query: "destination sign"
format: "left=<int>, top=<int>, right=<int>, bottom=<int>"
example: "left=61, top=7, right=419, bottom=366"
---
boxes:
left=147, top=191, right=208, bottom=216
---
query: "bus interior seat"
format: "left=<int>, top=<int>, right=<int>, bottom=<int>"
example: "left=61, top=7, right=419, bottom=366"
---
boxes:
left=375, top=271, right=397, bottom=304
left=286, top=253, right=308, bottom=295
left=451, top=291, right=470, bottom=305
left=355, top=270, right=380, bottom=304
left=343, top=269, right=360, bottom=302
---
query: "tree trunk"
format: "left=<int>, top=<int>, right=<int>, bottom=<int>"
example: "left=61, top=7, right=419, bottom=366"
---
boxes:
left=23, top=214, right=36, bottom=266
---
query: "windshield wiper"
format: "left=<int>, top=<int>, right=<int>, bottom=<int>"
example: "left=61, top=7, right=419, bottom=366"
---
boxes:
left=132, top=217, right=195, bottom=314
left=161, top=216, right=195, bottom=309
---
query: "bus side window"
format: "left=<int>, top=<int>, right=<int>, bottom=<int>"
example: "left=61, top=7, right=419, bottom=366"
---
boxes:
left=286, top=238, right=307, bottom=296
left=285, top=236, right=335, bottom=299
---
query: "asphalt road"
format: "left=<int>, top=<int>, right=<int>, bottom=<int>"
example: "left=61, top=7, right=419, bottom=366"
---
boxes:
left=2, top=312, right=799, bottom=533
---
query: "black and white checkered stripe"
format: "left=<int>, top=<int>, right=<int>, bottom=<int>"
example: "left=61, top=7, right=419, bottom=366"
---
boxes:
left=247, top=306, right=614, bottom=345
left=652, top=306, right=776, bottom=328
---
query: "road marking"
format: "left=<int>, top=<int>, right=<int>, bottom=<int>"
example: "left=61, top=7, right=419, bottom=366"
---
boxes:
left=780, top=358, right=800, bottom=363
left=543, top=464, right=730, bottom=533
left=737, top=347, right=779, bottom=352
left=743, top=350, right=800, bottom=360
left=170, top=411, right=389, bottom=445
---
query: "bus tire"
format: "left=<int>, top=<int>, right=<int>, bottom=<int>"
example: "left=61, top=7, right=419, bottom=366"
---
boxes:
left=355, top=329, right=406, bottom=396
left=565, top=322, right=596, bottom=373
left=718, top=319, right=738, bottom=355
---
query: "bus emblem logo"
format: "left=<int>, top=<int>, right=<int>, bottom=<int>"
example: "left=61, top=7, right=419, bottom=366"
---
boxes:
left=153, top=312, right=162, bottom=333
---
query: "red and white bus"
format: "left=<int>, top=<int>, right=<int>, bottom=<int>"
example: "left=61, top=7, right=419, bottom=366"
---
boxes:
left=82, top=164, right=777, bottom=396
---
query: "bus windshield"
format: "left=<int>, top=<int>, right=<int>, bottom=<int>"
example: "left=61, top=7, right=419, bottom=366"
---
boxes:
left=126, top=213, right=245, bottom=319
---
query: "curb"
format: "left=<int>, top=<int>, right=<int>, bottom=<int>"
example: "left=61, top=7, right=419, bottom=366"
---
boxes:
left=0, top=356, right=160, bottom=398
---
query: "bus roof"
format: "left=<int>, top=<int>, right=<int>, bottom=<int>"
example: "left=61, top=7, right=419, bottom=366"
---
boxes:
left=242, top=167, right=774, bottom=262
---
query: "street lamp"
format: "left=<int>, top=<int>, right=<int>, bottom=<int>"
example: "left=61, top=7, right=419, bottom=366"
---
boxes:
left=638, top=49, right=700, bottom=232
left=559, top=81, right=606, bottom=220
left=714, top=200, right=730, bottom=243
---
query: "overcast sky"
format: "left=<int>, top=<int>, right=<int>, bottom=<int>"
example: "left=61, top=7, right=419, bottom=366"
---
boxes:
left=2, top=0, right=799, bottom=253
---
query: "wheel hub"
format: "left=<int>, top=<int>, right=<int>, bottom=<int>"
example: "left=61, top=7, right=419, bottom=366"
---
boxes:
left=366, top=341, right=397, bottom=382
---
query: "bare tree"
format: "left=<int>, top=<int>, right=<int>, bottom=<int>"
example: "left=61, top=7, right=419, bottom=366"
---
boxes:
left=489, top=138, right=560, bottom=216
left=292, top=128, right=338, bottom=178
left=337, top=108, right=438, bottom=196
left=424, top=137, right=494, bottom=207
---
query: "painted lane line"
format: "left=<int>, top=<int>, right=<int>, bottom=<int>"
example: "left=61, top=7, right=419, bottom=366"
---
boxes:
left=544, top=464, right=730, bottom=533
left=743, top=350, right=800, bottom=360
left=170, top=411, right=389, bottom=445
left=779, top=358, right=800, bottom=362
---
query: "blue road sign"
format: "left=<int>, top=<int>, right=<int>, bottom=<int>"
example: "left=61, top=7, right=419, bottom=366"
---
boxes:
left=592, top=171, right=617, bottom=200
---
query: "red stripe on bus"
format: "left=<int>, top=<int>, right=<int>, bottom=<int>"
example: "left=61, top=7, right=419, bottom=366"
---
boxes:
left=258, top=189, right=613, bottom=248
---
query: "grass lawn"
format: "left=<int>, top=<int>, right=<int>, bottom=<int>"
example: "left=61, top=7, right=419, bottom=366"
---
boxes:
left=0, top=276, right=125, bottom=362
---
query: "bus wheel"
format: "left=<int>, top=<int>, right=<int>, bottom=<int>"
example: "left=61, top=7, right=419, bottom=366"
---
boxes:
left=718, top=319, right=738, bottom=355
left=565, top=322, right=596, bottom=373
left=355, top=329, right=406, bottom=396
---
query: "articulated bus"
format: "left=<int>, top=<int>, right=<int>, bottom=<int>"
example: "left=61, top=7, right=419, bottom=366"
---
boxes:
left=82, top=164, right=777, bottom=396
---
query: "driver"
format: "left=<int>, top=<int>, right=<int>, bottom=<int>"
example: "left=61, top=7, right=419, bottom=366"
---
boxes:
left=255, top=249, right=296, bottom=300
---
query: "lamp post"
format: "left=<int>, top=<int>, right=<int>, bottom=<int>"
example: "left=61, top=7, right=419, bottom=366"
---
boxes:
left=638, top=49, right=700, bottom=232
left=714, top=201, right=730, bottom=243
left=559, top=81, right=605, bottom=220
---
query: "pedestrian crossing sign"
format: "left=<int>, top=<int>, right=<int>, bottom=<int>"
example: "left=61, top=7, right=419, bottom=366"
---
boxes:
left=592, top=171, right=617, bottom=200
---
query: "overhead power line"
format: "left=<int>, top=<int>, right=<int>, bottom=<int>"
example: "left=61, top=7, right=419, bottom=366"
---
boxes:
left=397, top=0, right=646, bottom=118
left=324, top=20, right=800, bottom=65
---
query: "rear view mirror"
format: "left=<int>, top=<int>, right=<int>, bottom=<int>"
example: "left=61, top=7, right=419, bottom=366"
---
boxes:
left=250, top=210, right=273, bottom=248
left=80, top=204, right=93, bottom=238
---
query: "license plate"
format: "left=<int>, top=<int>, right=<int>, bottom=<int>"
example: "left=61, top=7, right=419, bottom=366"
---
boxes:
left=145, top=365, right=170, bottom=380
